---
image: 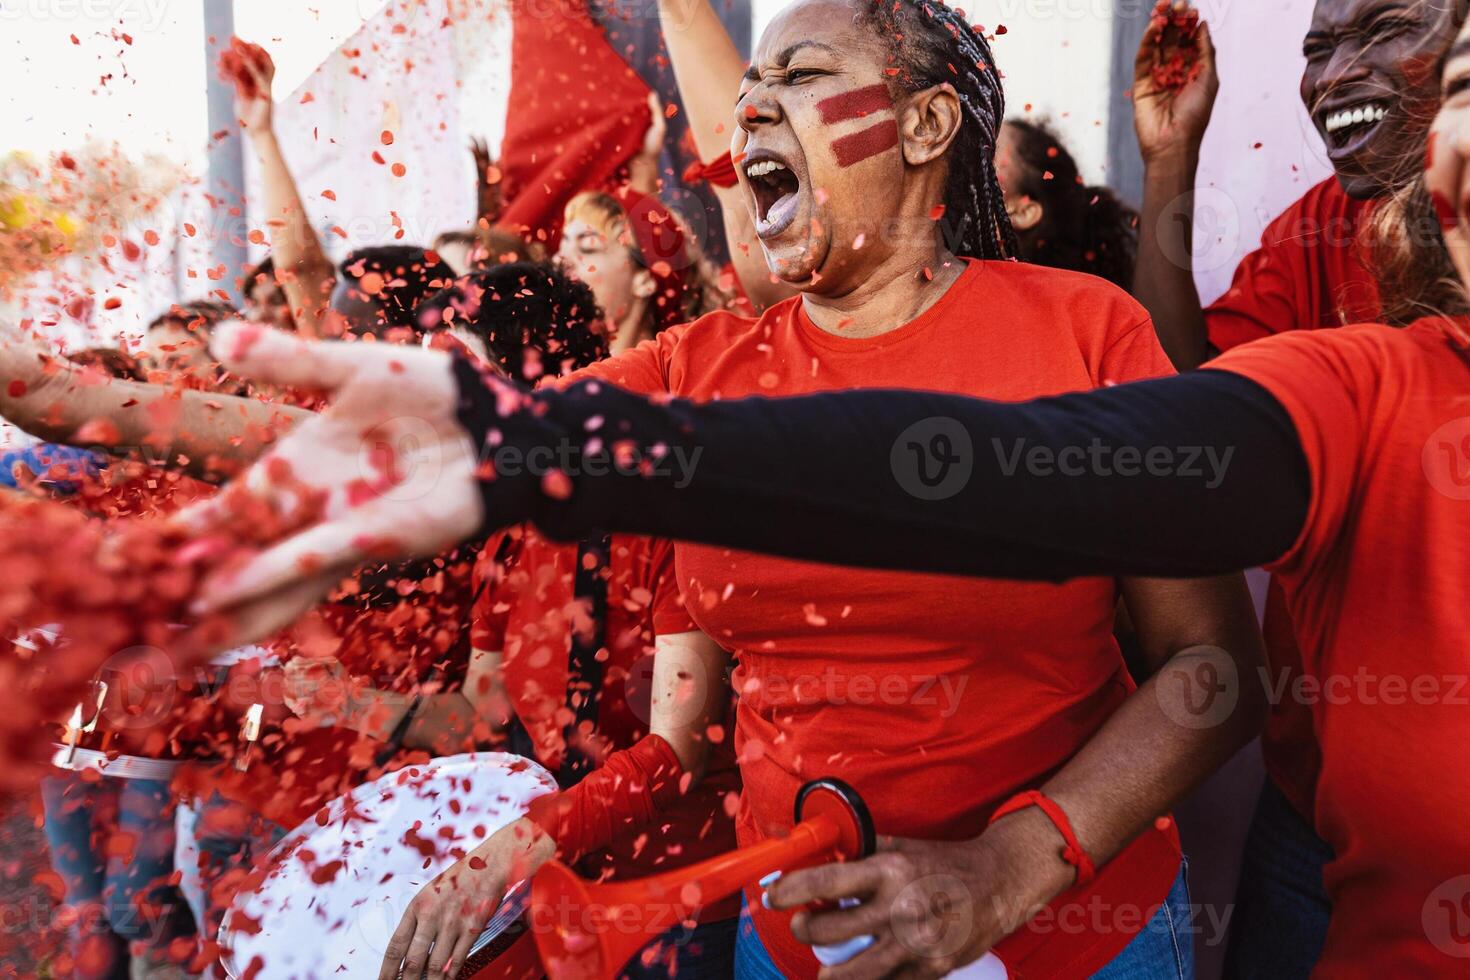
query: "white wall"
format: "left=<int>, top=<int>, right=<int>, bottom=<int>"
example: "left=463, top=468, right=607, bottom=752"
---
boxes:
left=1191, top=0, right=1329, bottom=303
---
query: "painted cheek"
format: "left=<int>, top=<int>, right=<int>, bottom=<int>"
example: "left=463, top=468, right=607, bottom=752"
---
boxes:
left=816, top=83, right=892, bottom=124
left=831, top=121, right=900, bottom=168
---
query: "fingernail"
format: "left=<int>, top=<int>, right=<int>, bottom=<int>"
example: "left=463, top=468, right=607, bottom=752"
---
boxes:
left=759, top=870, right=782, bottom=909
left=1432, top=190, right=1459, bottom=233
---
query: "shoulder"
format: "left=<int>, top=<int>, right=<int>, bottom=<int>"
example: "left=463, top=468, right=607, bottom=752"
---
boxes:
left=1207, top=319, right=1460, bottom=404
left=973, top=260, right=1161, bottom=359
left=1260, top=177, right=1368, bottom=240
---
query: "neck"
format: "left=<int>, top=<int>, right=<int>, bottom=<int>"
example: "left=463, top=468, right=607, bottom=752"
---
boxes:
left=801, top=240, right=966, bottom=339
left=609, top=300, right=654, bottom=354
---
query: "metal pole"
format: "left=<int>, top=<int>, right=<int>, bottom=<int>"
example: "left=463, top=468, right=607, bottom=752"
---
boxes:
left=202, top=0, right=247, bottom=306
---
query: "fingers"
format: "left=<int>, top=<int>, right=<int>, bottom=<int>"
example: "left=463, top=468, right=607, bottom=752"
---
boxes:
left=818, top=938, right=910, bottom=980
left=380, top=907, right=419, bottom=980
left=200, top=567, right=345, bottom=651
left=209, top=321, right=411, bottom=394
left=423, top=921, right=461, bottom=979
left=195, top=517, right=369, bottom=613
left=401, top=928, right=436, bottom=980
left=796, top=900, right=889, bottom=947
left=768, top=858, right=884, bottom=910
left=444, top=932, right=476, bottom=979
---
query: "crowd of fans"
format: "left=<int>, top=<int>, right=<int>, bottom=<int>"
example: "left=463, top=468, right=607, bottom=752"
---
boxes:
left=6, top=0, right=1470, bottom=978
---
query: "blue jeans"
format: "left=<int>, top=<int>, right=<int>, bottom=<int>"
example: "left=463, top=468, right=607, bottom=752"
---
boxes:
left=177, top=793, right=288, bottom=949
left=735, top=867, right=1193, bottom=979
left=41, top=775, right=195, bottom=977
left=1223, top=780, right=1332, bottom=979
left=620, top=916, right=738, bottom=979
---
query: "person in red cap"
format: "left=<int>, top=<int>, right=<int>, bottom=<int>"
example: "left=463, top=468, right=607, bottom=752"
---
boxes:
left=557, top=189, right=733, bottom=355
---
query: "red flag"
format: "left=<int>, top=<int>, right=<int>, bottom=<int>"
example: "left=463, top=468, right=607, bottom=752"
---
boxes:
left=498, top=0, right=653, bottom=244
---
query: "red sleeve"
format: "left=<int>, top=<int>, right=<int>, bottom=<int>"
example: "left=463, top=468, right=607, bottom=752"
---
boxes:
left=645, top=537, right=698, bottom=636
left=1206, top=327, right=1379, bottom=578
left=527, top=733, right=686, bottom=861
left=1205, top=223, right=1316, bottom=353
left=547, top=323, right=688, bottom=395
left=470, top=531, right=517, bottom=651
left=1098, top=317, right=1177, bottom=385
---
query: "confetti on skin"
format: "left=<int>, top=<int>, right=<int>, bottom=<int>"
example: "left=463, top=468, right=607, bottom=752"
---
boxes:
left=1147, top=1, right=1204, bottom=93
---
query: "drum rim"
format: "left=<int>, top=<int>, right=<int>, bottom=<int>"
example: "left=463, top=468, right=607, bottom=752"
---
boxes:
left=216, top=751, right=556, bottom=980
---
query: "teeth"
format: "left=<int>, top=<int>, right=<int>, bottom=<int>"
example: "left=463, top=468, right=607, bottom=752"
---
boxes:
left=745, top=159, right=788, bottom=179
left=1323, top=103, right=1387, bottom=135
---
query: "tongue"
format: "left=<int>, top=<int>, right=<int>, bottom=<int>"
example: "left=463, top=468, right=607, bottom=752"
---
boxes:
left=764, top=192, right=797, bottom=229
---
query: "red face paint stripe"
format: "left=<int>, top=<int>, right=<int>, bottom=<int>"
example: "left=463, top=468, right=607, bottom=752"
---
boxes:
left=817, top=83, right=892, bottom=124
left=831, top=120, right=899, bottom=168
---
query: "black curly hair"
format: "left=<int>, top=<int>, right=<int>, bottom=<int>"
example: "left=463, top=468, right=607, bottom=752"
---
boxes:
left=332, top=245, right=457, bottom=338
left=856, top=0, right=1019, bottom=262
left=1003, top=118, right=1139, bottom=289
left=417, top=262, right=609, bottom=382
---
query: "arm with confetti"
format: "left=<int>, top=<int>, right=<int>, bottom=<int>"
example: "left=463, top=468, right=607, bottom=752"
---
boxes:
left=0, top=321, right=308, bottom=482
left=1131, top=1, right=1219, bottom=370
left=225, top=40, right=337, bottom=338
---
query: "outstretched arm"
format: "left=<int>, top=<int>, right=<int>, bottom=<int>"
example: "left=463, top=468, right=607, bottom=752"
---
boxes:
left=0, top=328, right=307, bottom=483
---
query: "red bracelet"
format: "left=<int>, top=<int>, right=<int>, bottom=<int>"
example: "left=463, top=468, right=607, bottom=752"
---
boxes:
left=682, top=151, right=739, bottom=189
left=987, top=790, right=1096, bottom=887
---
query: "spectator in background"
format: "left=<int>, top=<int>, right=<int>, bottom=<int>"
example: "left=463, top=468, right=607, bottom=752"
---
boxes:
left=416, top=262, right=607, bottom=382
left=996, top=119, right=1139, bottom=290
left=1130, top=5, right=1467, bottom=977
left=240, top=256, right=293, bottom=330
left=329, top=245, right=456, bottom=341
left=142, top=301, right=242, bottom=393
left=557, top=190, right=729, bottom=354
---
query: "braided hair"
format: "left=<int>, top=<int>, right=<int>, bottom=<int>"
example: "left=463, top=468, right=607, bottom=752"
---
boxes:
left=857, top=0, right=1019, bottom=261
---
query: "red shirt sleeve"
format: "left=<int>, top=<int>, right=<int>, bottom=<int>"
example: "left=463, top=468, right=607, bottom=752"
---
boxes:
left=470, top=530, right=518, bottom=651
left=645, top=536, right=698, bottom=636
left=1206, top=328, right=1378, bottom=579
left=1098, top=316, right=1177, bottom=384
left=561, top=324, right=689, bottom=394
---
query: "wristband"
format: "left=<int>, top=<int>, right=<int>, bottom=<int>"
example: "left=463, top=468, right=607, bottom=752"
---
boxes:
left=682, top=151, right=739, bottom=189
left=988, top=790, right=1096, bottom=887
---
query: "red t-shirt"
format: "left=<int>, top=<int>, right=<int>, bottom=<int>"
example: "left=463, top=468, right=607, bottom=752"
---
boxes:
left=1209, top=319, right=1470, bottom=974
left=471, top=528, right=741, bottom=913
left=578, top=260, right=1184, bottom=978
left=1205, top=176, right=1382, bottom=819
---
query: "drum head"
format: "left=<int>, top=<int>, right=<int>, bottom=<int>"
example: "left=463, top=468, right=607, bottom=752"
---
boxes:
left=221, top=751, right=556, bottom=979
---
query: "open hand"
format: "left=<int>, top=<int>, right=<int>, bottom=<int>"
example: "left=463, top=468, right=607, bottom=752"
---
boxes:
left=1133, top=2, right=1218, bottom=166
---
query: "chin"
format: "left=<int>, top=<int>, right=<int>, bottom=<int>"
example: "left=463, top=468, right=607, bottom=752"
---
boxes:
left=1333, top=168, right=1390, bottom=202
left=763, top=238, right=825, bottom=286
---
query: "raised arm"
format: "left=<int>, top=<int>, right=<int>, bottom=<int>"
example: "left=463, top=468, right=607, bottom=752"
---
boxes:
left=228, top=42, right=337, bottom=337
left=656, top=0, right=796, bottom=310
left=1131, top=6, right=1219, bottom=369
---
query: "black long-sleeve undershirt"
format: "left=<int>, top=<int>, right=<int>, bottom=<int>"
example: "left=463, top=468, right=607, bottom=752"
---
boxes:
left=454, top=361, right=1311, bottom=581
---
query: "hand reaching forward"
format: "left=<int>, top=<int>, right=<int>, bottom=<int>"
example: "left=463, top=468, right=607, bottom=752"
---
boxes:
left=182, top=323, right=487, bottom=642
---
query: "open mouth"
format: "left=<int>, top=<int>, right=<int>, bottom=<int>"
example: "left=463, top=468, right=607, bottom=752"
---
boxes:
left=1317, top=99, right=1388, bottom=154
left=744, top=152, right=802, bottom=238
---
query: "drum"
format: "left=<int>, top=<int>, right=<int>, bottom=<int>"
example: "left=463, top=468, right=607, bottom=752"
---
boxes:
left=220, top=751, right=557, bottom=979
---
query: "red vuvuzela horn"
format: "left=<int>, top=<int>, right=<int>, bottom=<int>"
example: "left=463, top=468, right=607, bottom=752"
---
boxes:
left=530, top=779, right=875, bottom=980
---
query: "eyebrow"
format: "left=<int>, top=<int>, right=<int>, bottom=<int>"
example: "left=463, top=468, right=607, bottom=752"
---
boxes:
left=743, top=41, right=842, bottom=82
